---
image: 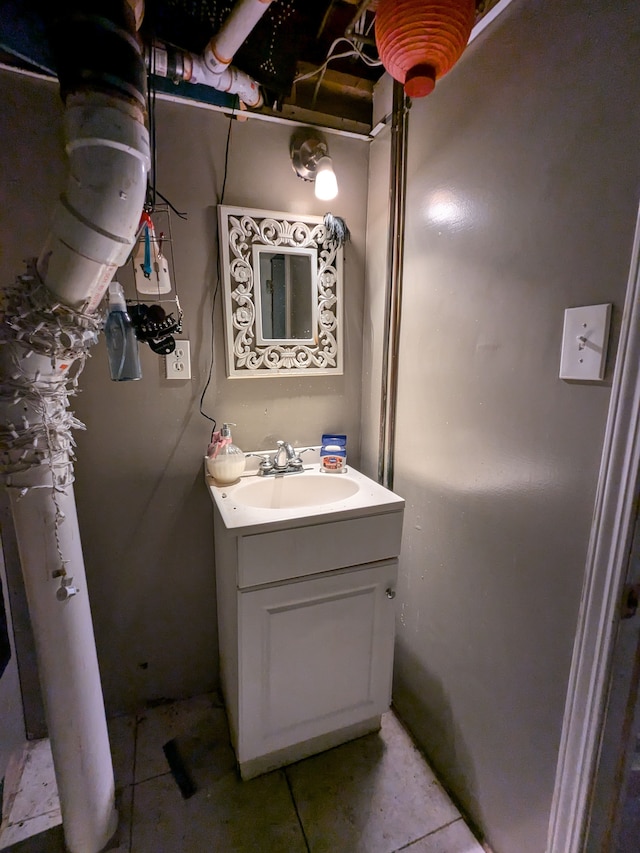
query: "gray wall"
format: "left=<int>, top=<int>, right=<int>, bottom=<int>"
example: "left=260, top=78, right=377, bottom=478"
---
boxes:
left=0, top=71, right=369, bottom=714
left=360, top=120, right=390, bottom=479
left=0, top=72, right=68, bottom=761
left=362, top=2, right=640, bottom=852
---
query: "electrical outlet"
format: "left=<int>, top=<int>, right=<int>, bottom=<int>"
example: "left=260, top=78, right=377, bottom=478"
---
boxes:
left=165, top=340, right=191, bottom=380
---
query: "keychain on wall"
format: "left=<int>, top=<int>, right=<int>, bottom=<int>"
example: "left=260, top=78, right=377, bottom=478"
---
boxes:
left=127, top=204, right=184, bottom=355
left=133, top=210, right=172, bottom=295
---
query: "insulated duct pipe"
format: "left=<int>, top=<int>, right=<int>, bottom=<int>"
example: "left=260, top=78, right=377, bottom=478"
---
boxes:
left=378, top=81, right=409, bottom=491
left=0, top=3, right=150, bottom=851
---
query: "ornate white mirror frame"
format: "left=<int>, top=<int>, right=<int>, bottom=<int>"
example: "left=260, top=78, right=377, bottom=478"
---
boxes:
left=218, top=205, right=344, bottom=378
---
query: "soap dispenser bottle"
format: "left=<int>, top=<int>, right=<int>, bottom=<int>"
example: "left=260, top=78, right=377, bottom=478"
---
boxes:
left=206, top=423, right=246, bottom=484
left=104, top=281, right=142, bottom=381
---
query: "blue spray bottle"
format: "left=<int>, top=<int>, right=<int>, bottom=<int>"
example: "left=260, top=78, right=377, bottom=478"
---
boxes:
left=104, top=281, right=142, bottom=381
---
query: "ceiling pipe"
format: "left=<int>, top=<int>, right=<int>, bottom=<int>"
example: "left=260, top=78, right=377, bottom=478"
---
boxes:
left=147, top=0, right=275, bottom=109
left=204, top=0, right=274, bottom=75
left=147, top=39, right=264, bottom=108
left=0, top=3, right=150, bottom=851
left=188, top=54, right=263, bottom=108
left=344, top=0, right=377, bottom=46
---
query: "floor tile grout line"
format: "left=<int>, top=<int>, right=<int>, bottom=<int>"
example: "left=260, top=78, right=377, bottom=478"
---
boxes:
left=4, top=804, right=62, bottom=827
left=392, top=817, right=463, bottom=852
left=127, top=785, right=136, bottom=853
left=391, top=706, right=487, bottom=847
left=283, top=767, right=311, bottom=853
left=132, top=769, right=176, bottom=786
left=128, top=717, right=140, bottom=853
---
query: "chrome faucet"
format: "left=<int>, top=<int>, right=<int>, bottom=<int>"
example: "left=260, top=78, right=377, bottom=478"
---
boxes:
left=248, top=443, right=313, bottom=476
left=274, top=441, right=296, bottom=470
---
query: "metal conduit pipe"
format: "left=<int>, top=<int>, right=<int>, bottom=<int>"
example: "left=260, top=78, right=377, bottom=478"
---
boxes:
left=0, top=3, right=149, bottom=851
left=378, top=81, right=410, bottom=491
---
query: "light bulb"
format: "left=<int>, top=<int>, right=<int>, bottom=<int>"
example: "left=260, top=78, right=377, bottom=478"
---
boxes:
left=314, top=155, right=338, bottom=201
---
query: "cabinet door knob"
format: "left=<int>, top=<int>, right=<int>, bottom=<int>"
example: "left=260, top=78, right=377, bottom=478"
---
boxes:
left=386, top=588, right=396, bottom=599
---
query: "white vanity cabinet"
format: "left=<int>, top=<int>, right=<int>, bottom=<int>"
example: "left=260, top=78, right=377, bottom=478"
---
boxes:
left=212, top=499, right=404, bottom=779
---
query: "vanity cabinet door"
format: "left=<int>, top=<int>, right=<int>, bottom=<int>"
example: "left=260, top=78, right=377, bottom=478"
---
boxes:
left=237, top=560, right=397, bottom=764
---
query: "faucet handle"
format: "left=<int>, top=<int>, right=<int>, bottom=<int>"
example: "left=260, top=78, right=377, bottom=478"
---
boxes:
left=294, top=447, right=314, bottom=462
left=288, top=447, right=314, bottom=470
left=245, top=452, right=274, bottom=474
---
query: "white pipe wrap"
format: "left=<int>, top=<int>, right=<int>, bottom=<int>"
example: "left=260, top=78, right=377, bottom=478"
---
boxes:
left=0, top=270, right=99, bottom=478
left=38, top=97, right=150, bottom=313
left=8, top=474, right=117, bottom=853
left=204, top=0, right=273, bottom=73
left=189, top=55, right=263, bottom=107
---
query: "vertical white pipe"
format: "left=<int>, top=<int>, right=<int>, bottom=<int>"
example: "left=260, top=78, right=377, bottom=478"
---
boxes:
left=204, top=0, right=273, bottom=73
left=8, top=470, right=116, bottom=853
left=1, top=15, right=149, bottom=851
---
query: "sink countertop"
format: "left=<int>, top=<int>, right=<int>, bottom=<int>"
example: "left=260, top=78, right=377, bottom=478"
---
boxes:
left=206, top=460, right=405, bottom=536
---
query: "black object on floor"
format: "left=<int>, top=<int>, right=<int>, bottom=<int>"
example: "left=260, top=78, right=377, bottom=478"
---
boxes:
left=162, top=707, right=237, bottom=800
left=163, top=738, right=197, bottom=799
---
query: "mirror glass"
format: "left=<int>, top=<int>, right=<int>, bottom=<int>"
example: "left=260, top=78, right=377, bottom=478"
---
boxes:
left=254, top=246, right=317, bottom=344
left=218, top=205, right=343, bottom=378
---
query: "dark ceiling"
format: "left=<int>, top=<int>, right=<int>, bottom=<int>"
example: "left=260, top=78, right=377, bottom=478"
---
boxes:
left=0, top=1, right=502, bottom=134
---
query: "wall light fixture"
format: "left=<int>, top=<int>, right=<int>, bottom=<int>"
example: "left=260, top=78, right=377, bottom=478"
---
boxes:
left=290, top=129, right=338, bottom=201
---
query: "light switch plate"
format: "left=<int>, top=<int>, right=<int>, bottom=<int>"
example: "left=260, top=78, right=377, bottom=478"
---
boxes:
left=559, top=304, right=611, bottom=381
left=165, top=340, right=191, bottom=380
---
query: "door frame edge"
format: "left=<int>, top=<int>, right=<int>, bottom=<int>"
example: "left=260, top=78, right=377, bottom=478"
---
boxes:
left=547, top=202, right=640, bottom=853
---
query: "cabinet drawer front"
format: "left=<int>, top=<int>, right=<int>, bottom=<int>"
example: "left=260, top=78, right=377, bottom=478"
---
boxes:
left=237, top=560, right=397, bottom=763
left=238, top=511, right=403, bottom=588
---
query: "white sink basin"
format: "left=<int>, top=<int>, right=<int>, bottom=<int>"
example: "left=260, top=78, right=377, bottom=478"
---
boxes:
left=232, top=472, right=360, bottom=509
left=207, top=457, right=404, bottom=534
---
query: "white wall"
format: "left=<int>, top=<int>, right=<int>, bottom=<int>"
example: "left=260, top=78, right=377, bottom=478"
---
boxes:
left=0, top=71, right=369, bottom=713
left=363, top=1, right=640, bottom=851
left=0, top=533, right=25, bottom=781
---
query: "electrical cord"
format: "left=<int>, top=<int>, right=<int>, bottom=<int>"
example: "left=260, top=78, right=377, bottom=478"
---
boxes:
left=294, top=35, right=382, bottom=86
left=152, top=189, right=188, bottom=220
left=297, top=34, right=382, bottom=109
left=199, top=111, right=234, bottom=435
left=219, top=112, right=233, bottom=207
left=147, top=44, right=158, bottom=208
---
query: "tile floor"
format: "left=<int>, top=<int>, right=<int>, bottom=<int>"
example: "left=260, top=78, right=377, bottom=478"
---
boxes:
left=0, top=740, right=62, bottom=849
left=1, top=694, right=484, bottom=853
left=616, top=742, right=640, bottom=853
